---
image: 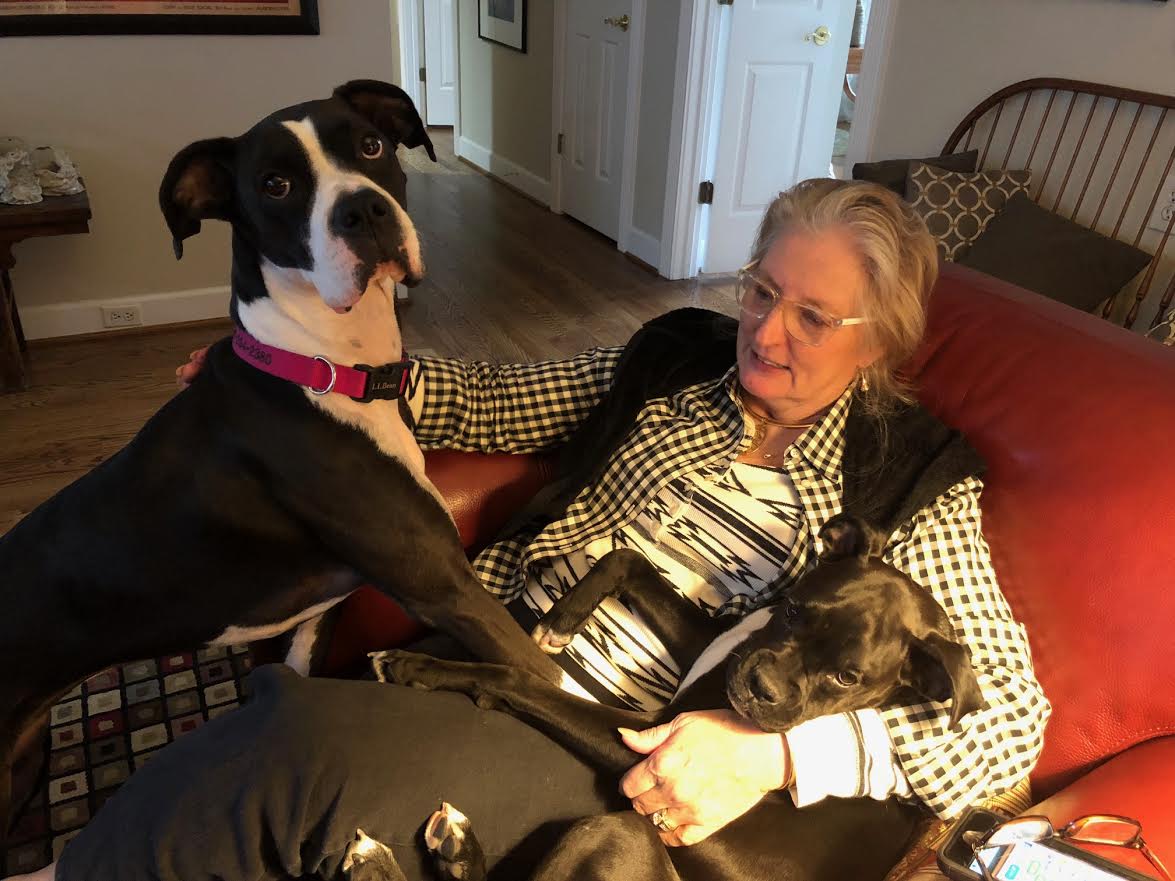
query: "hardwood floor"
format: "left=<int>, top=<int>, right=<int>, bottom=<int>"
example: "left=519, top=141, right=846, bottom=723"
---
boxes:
left=0, top=129, right=736, bottom=533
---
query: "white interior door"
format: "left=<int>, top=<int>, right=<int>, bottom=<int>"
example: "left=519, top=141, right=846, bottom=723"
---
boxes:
left=702, top=0, right=855, bottom=273
left=423, top=0, right=457, bottom=127
left=560, top=0, right=633, bottom=241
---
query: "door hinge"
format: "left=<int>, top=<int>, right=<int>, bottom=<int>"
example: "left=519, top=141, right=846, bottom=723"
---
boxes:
left=419, top=66, right=427, bottom=83
left=557, top=133, right=565, bottom=155
left=698, top=181, right=714, bottom=204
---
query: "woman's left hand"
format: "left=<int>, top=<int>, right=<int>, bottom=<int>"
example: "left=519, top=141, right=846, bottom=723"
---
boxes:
left=619, top=709, right=791, bottom=847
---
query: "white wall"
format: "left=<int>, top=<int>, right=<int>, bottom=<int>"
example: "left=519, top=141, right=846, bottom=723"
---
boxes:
left=1, top=0, right=401, bottom=339
left=455, top=0, right=553, bottom=203
left=869, top=0, right=1175, bottom=161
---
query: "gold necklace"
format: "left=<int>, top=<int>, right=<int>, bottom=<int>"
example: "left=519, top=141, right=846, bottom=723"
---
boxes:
left=742, top=406, right=816, bottom=430
left=745, top=420, right=809, bottom=460
left=739, top=394, right=820, bottom=460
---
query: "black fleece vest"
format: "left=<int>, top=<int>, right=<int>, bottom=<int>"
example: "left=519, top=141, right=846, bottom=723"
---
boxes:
left=541, top=308, right=985, bottom=539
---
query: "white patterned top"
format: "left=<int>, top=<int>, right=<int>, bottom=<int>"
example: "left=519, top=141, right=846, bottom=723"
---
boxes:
left=512, top=462, right=804, bottom=711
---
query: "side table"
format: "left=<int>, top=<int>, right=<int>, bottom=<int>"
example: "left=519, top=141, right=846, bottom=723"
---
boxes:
left=0, top=191, right=93, bottom=391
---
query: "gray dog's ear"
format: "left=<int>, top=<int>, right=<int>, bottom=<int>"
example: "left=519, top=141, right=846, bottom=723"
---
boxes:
left=817, top=514, right=888, bottom=561
left=334, top=80, right=437, bottom=162
left=159, top=137, right=237, bottom=260
left=902, top=632, right=984, bottom=731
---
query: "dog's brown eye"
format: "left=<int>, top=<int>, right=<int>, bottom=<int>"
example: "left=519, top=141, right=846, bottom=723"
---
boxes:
left=262, top=174, right=291, bottom=199
left=834, top=670, right=860, bottom=688
left=360, top=134, right=384, bottom=159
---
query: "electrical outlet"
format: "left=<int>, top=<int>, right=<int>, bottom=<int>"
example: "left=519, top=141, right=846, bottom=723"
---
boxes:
left=101, top=305, right=142, bottom=328
left=1148, top=171, right=1175, bottom=234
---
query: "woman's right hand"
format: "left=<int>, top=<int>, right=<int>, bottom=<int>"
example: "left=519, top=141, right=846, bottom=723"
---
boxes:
left=176, top=346, right=210, bottom=389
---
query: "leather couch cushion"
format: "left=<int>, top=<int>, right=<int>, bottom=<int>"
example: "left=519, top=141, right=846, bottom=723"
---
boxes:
left=908, top=263, right=1175, bottom=796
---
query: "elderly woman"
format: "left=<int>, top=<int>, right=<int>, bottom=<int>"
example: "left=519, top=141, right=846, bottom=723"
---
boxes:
left=11, top=179, right=1049, bottom=881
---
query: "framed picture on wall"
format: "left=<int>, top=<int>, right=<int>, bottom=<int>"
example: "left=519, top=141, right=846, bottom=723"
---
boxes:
left=0, top=1, right=319, bottom=37
left=478, top=0, right=526, bottom=52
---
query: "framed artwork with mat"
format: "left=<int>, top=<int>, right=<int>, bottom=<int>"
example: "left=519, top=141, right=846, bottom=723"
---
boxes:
left=0, top=1, right=319, bottom=36
left=478, top=0, right=526, bottom=52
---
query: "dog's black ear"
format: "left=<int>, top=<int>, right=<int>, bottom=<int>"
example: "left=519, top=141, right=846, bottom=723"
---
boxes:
left=902, top=632, right=985, bottom=731
left=334, top=80, right=437, bottom=162
left=817, top=514, right=888, bottom=561
left=159, top=137, right=237, bottom=260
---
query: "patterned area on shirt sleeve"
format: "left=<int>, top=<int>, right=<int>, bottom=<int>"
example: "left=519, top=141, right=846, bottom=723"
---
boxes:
left=412, top=347, right=624, bottom=453
left=880, top=477, right=1051, bottom=818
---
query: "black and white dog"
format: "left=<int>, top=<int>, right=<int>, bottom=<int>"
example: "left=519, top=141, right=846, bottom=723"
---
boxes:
left=365, top=515, right=986, bottom=881
left=0, top=80, right=560, bottom=832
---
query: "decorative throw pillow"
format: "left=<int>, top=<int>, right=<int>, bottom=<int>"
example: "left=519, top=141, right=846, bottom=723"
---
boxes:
left=959, top=193, right=1153, bottom=313
left=906, top=163, right=1032, bottom=261
left=851, top=150, right=979, bottom=196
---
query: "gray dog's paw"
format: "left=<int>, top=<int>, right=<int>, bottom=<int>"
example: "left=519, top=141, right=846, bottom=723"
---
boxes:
left=342, top=828, right=407, bottom=881
left=424, top=802, right=487, bottom=881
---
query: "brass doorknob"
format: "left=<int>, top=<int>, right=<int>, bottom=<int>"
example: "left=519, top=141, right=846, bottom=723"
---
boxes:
left=804, top=25, right=831, bottom=46
left=604, top=14, right=630, bottom=31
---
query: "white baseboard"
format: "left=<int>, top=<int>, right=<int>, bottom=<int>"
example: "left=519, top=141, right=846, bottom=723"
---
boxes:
left=22, top=285, right=231, bottom=341
left=456, top=135, right=551, bottom=206
left=624, top=227, right=662, bottom=269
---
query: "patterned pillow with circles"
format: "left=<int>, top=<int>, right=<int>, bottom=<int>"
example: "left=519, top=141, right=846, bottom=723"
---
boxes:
left=906, top=162, right=1032, bottom=262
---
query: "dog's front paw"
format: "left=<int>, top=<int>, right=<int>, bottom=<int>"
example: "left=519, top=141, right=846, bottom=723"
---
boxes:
left=342, top=828, right=407, bottom=881
left=532, top=600, right=598, bottom=654
left=531, top=620, right=575, bottom=655
left=424, top=802, right=487, bottom=881
left=369, top=649, right=438, bottom=689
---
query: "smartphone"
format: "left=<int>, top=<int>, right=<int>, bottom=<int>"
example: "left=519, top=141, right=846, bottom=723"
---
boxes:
left=937, top=806, right=1156, bottom=881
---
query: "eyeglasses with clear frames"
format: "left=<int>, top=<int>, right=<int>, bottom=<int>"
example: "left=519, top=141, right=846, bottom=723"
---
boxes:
left=735, top=263, right=869, bottom=347
left=964, top=814, right=1172, bottom=881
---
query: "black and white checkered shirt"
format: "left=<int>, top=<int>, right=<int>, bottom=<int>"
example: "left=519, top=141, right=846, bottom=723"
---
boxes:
left=410, top=350, right=1050, bottom=819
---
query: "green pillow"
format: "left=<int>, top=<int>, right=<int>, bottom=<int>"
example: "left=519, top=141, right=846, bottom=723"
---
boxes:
left=959, top=194, right=1154, bottom=313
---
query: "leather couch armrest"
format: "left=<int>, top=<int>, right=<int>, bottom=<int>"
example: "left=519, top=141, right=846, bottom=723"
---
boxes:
left=423, top=449, right=554, bottom=554
left=318, top=449, right=554, bottom=675
left=890, top=736, right=1175, bottom=881
left=1028, top=735, right=1175, bottom=878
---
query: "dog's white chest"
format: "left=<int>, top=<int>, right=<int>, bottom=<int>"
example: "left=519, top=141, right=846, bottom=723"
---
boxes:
left=674, top=608, right=773, bottom=700
left=308, top=394, right=426, bottom=476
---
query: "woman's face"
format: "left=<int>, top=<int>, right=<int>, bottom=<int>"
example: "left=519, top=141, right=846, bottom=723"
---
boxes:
left=736, top=226, right=878, bottom=418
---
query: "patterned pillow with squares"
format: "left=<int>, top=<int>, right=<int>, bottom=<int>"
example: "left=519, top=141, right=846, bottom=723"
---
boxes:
left=906, top=162, right=1032, bottom=262
left=2, top=646, right=254, bottom=878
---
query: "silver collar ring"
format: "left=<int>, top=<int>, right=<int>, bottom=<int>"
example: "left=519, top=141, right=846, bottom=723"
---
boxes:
left=309, top=355, right=337, bottom=395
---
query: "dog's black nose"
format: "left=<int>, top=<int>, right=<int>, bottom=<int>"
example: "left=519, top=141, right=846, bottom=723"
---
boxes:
left=332, top=189, right=395, bottom=236
left=748, top=667, right=786, bottom=705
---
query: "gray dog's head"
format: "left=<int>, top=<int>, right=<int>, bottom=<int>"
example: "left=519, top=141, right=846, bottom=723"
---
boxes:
left=726, top=514, right=984, bottom=733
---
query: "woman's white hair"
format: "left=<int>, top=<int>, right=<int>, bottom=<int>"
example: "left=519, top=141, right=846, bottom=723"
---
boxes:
left=750, top=178, right=939, bottom=415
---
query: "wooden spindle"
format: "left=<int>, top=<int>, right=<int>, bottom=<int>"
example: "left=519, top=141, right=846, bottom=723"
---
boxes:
left=1024, top=89, right=1059, bottom=178
left=1125, top=179, right=1174, bottom=329
left=1036, top=90, right=1079, bottom=203
left=1001, top=91, right=1033, bottom=170
left=979, top=99, right=1007, bottom=170
left=1093, top=101, right=1143, bottom=229
left=1052, top=93, right=1100, bottom=214
left=1114, top=107, right=1167, bottom=240
left=1153, top=270, right=1175, bottom=332
left=1072, top=98, right=1122, bottom=222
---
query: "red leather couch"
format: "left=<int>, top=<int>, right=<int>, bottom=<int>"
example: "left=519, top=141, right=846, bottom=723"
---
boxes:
left=326, top=262, right=1175, bottom=877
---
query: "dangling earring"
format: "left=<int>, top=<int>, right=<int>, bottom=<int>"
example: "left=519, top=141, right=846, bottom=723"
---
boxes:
left=858, top=370, right=870, bottom=393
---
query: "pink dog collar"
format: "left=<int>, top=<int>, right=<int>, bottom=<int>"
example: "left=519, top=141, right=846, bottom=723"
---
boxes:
left=232, top=328, right=411, bottom=402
